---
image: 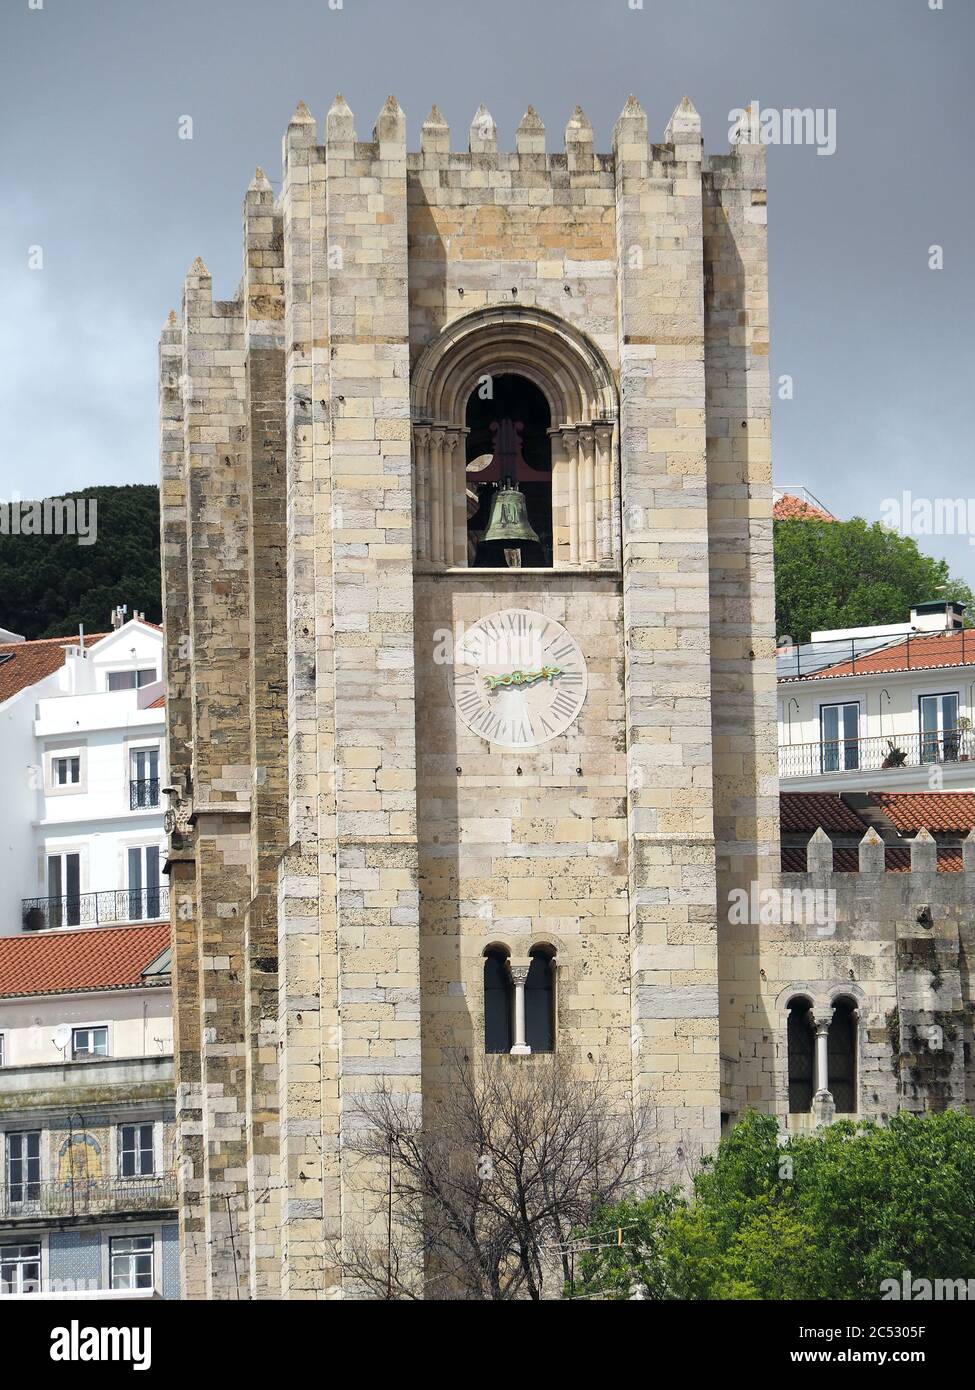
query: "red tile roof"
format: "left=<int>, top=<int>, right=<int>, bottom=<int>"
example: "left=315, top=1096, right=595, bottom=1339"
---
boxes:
left=780, top=793, right=867, bottom=834
left=145, top=694, right=165, bottom=709
left=773, top=494, right=836, bottom=523
left=0, top=633, right=107, bottom=704
left=870, top=792, right=975, bottom=835
left=0, top=923, right=170, bottom=999
left=802, top=629, right=975, bottom=679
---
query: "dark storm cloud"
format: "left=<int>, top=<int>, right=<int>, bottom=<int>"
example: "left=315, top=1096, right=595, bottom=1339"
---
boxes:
left=1, top=0, right=972, bottom=579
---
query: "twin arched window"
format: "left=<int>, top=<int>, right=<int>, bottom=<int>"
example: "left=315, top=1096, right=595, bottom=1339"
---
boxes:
left=483, top=945, right=556, bottom=1055
left=786, top=995, right=858, bottom=1115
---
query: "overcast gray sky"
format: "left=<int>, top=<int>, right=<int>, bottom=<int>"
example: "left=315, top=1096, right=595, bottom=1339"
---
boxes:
left=2, top=0, right=972, bottom=581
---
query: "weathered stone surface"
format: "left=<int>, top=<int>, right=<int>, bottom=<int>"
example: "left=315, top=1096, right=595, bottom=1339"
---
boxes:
left=162, top=97, right=966, bottom=1300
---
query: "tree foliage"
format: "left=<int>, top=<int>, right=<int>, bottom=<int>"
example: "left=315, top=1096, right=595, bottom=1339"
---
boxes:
left=0, top=485, right=161, bottom=639
left=774, top=516, right=974, bottom=645
left=570, top=1110, right=975, bottom=1300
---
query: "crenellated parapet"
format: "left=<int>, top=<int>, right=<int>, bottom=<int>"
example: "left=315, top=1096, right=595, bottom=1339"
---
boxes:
left=756, top=827, right=975, bottom=1123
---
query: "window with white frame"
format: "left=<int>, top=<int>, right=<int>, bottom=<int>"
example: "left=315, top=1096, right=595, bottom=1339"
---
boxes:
left=919, top=692, right=960, bottom=763
left=127, top=846, right=162, bottom=920
left=0, top=1242, right=41, bottom=1295
left=72, top=1026, right=108, bottom=1060
left=119, top=1123, right=155, bottom=1178
left=110, top=1234, right=154, bottom=1291
left=820, top=701, right=860, bottom=772
left=52, top=755, right=80, bottom=787
left=0, top=1034, right=4, bottom=1067
left=108, top=668, right=156, bottom=691
left=46, top=851, right=81, bottom=927
left=5, top=1131, right=41, bottom=1205
left=129, top=747, right=160, bottom=809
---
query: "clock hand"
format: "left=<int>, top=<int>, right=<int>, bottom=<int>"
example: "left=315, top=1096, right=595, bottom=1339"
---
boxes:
left=484, top=665, right=562, bottom=691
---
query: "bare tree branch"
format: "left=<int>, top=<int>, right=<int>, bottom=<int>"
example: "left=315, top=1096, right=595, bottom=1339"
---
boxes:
left=337, top=1052, right=669, bottom=1299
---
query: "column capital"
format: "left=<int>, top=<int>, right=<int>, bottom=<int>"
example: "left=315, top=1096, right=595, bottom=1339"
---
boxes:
left=811, top=1009, right=834, bottom=1038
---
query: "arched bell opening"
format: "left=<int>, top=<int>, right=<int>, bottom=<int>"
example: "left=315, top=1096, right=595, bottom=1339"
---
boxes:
left=465, top=374, right=552, bottom=569
left=410, top=306, right=620, bottom=572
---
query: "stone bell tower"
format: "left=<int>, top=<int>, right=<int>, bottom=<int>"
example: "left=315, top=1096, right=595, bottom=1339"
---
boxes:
left=159, top=93, right=777, bottom=1298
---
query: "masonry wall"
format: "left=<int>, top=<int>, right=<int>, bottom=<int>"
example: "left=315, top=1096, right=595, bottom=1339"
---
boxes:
left=161, top=94, right=784, bottom=1298
left=414, top=577, right=630, bottom=1088
left=702, top=133, right=780, bottom=1124
left=759, top=832, right=975, bottom=1121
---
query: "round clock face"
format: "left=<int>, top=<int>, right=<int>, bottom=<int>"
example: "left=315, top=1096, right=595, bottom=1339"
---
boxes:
left=450, top=608, right=588, bottom=749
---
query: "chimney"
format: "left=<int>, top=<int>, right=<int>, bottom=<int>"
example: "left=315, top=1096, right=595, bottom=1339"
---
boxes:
left=910, top=600, right=966, bottom=633
left=111, top=604, right=128, bottom=631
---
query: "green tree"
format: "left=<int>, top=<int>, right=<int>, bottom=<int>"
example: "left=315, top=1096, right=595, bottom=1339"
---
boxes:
left=0, top=485, right=160, bottom=639
left=774, top=516, right=974, bottom=645
left=569, top=1110, right=975, bottom=1300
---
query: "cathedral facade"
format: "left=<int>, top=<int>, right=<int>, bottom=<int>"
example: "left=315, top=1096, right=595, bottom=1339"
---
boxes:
left=159, top=93, right=781, bottom=1298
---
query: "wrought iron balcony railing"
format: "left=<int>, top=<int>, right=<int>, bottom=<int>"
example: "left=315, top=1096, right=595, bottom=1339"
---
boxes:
left=21, top=886, right=169, bottom=932
left=1, top=1174, right=177, bottom=1222
left=129, top=777, right=160, bottom=810
left=778, top=728, right=975, bottom=779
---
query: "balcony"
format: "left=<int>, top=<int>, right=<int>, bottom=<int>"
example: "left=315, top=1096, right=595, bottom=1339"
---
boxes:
left=0, top=1174, right=177, bottom=1225
left=21, top=886, right=169, bottom=932
left=779, top=729, right=975, bottom=780
left=129, top=777, right=160, bottom=810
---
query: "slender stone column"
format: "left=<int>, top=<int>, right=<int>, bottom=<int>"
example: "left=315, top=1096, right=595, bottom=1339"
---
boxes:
left=548, top=426, right=570, bottom=566
left=510, top=964, right=531, bottom=1056
left=595, top=423, right=614, bottom=563
left=811, top=1011, right=835, bottom=1125
left=813, top=1017, right=830, bottom=1096
left=444, top=428, right=464, bottom=566
left=578, top=426, right=596, bottom=564
left=561, top=426, right=579, bottom=565
left=429, top=428, right=445, bottom=567
left=413, top=426, right=431, bottom=563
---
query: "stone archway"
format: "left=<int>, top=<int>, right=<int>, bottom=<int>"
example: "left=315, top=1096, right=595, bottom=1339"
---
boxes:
left=410, top=306, right=619, bottom=569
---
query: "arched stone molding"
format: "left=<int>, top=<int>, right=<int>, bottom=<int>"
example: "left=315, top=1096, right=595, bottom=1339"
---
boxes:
left=411, top=307, right=619, bottom=570
left=774, top=981, right=866, bottom=1018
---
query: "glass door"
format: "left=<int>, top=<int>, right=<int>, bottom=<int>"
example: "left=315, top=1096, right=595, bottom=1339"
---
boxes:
left=127, top=846, right=161, bottom=920
left=920, top=693, right=959, bottom=763
left=821, top=702, right=860, bottom=772
left=47, top=852, right=81, bottom=927
left=130, top=747, right=160, bottom=808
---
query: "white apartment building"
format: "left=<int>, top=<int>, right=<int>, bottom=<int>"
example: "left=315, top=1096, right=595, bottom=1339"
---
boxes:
left=0, top=611, right=168, bottom=937
left=778, top=600, right=975, bottom=792
left=0, top=922, right=177, bottom=1298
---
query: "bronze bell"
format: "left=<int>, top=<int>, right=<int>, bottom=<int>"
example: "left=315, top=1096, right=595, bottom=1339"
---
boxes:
left=481, top=482, right=540, bottom=547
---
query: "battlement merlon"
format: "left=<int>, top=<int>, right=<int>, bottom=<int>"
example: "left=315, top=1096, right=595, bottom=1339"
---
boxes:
left=787, top=825, right=975, bottom=879
left=166, top=96, right=770, bottom=311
